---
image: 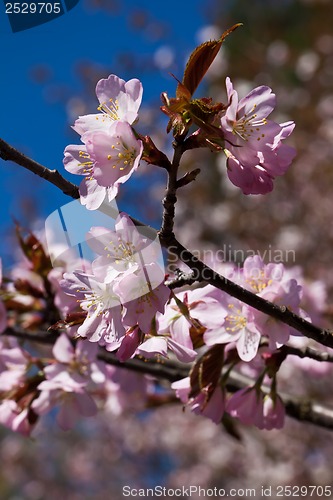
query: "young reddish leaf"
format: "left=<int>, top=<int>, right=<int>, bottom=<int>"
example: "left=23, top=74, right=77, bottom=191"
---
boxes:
left=15, top=223, right=52, bottom=276
left=179, top=23, right=242, bottom=97
left=189, top=344, right=225, bottom=398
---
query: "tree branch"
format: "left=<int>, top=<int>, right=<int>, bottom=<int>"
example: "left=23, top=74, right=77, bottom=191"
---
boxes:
left=0, top=138, right=80, bottom=199
left=4, top=326, right=333, bottom=431
left=160, top=235, right=333, bottom=349
left=159, top=140, right=183, bottom=238
left=165, top=270, right=199, bottom=289
left=283, top=345, right=333, bottom=363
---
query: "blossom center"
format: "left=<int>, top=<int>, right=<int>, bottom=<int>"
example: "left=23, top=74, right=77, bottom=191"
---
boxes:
left=79, top=285, right=118, bottom=315
left=225, top=304, right=247, bottom=333
left=78, top=151, right=94, bottom=180
left=232, top=104, right=268, bottom=142
left=107, top=142, right=137, bottom=171
left=103, top=237, right=137, bottom=265
left=246, top=271, right=273, bottom=293
left=97, top=98, right=120, bottom=121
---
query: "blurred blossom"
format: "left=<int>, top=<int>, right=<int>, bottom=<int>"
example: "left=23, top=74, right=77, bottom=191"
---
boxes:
left=66, top=97, right=87, bottom=123
left=153, top=46, right=174, bottom=70
left=295, top=51, right=320, bottom=81
left=318, top=119, right=333, bottom=141
left=275, top=225, right=305, bottom=252
left=316, top=34, right=333, bottom=54
left=267, top=40, right=290, bottom=66
left=317, top=94, right=333, bottom=118
left=196, top=24, right=221, bottom=44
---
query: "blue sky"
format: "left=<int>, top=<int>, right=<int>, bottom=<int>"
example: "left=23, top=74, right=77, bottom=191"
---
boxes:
left=0, top=0, right=211, bottom=265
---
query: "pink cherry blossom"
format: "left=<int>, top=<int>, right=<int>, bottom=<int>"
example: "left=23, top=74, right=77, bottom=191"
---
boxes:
left=226, top=387, right=265, bottom=427
left=240, top=255, right=285, bottom=293
left=172, top=377, right=225, bottom=424
left=73, top=74, right=143, bottom=136
left=137, top=335, right=197, bottom=363
left=204, top=297, right=261, bottom=362
left=32, top=335, right=105, bottom=430
left=60, top=270, right=126, bottom=350
left=262, top=394, right=285, bottom=430
left=233, top=256, right=303, bottom=349
left=32, top=388, right=98, bottom=431
left=64, top=121, right=143, bottom=210
left=0, top=258, right=7, bottom=333
left=0, top=400, right=32, bottom=436
left=0, top=338, right=29, bottom=392
left=157, top=285, right=224, bottom=352
left=115, top=262, right=170, bottom=334
left=254, top=279, right=302, bottom=349
left=39, top=334, right=106, bottom=391
left=116, top=326, right=141, bottom=362
left=87, top=213, right=160, bottom=283
left=221, top=77, right=296, bottom=194
left=226, top=386, right=285, bottom=430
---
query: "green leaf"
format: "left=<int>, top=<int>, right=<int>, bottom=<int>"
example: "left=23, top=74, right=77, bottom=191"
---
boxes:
left=179, top=23, right=242, bottom=98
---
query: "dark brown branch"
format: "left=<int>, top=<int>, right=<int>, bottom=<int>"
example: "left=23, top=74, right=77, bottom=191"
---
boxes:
left=165, top=270, right=199, bottom=289
left=283, top=345, right=333, bottom=363
left=159, top=140, right=183, bottom=238
left=160, top=235, right=333, bottom=349
left=4, top=326, right=333, bottom=430
left=0, top=138, right=80, bottom=199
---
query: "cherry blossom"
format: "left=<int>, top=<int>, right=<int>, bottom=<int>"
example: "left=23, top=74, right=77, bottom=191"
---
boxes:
left=262, top=394, right=285, bottom=430
left=0, top=400, right=32, bottom=436
left=60, top=269, right=126, bottom=350
left=172, top=377, right=225, bottom=424
left=157, top=285, right=224, bottom=352
left=73, top=74, right=143, bottom=136
left=204, top=297, right=261, bottom=362
left=87, top=213, right=160, bottom=283
left=226, top=387, right=265, bottom=427
left=137, top=334, right=197, bottom=363
left=0, top=338, right=29, bottom=392
left=0, top=258, right=7, bottom=333
left=32, top=334, right=105, bottom=430
left=221, top=77, right=296, bottom=194
left=115, top=262, right=170, bottom=333
left=64, top=121, right=143, bottom=210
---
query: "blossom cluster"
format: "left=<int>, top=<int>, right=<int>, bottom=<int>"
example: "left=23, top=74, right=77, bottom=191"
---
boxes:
left=0, top=53, right=308, bottom=438
left=64, top=75, right=143, bottom=210
left=220, top=78, right=296, bottom=194
left=0, top=236, right=318, bottom=436
left=64, top=72, right=295, bottom=208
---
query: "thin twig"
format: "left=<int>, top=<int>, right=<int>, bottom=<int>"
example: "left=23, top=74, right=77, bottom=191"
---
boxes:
left=0, top=138, right=80, bottom=199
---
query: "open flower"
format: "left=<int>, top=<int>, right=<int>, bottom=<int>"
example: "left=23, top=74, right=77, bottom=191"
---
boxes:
left=73, top=74, right=143, bottom=136
left=60, top=269, right=126, bottom=350
left=221, top=77, right=296, bottom=194
left=204, top=297, right=261, bottom=362
left=32, top=334, right=105, bottom=430
left=87, top=213, right=160, bottom=283
left=115, top=262, right=170, bottom=334
left=64, top=121, right=143, bottom=210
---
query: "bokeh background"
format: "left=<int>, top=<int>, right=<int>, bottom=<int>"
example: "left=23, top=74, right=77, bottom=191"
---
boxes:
left=1, top=0, right=333, bottom=498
